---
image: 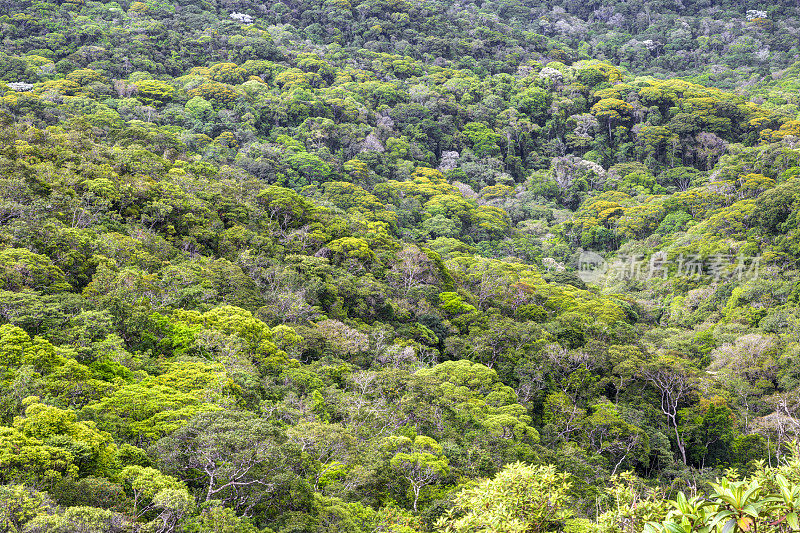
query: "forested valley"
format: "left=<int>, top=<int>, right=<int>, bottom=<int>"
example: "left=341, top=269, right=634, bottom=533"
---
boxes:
left=4, top=0, right=800, bottom=531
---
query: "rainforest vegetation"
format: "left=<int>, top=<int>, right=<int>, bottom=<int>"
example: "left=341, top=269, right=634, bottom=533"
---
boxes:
left=4, top=0, right=800, bottom=531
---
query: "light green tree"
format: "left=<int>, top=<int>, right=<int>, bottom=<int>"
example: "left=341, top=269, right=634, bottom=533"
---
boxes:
left=387, top=435, right=449, bottom=512
left=436, top=462, right=571, bottom=533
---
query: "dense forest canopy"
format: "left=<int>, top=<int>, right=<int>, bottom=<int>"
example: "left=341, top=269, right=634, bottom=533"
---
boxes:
left=3, top=0, right=800, bottom=532
left=3, top=0, right=800, bottom=88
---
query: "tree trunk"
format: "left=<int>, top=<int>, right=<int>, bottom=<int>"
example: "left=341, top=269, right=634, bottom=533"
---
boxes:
left=669, top=413, right=687, bottom=465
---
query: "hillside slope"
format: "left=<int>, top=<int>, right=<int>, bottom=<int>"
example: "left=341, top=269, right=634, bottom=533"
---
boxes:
left=3, top=1, right=800, bottom=532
